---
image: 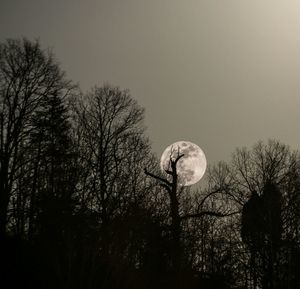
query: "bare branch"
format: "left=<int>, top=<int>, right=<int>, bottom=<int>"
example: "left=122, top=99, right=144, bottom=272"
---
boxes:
left=181, top=210, right=240, bottom=220
left=144, top=168, right=172, bottom=186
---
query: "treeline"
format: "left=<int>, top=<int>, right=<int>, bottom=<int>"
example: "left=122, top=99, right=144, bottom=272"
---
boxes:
left=0, top=38, right=299, bottom=289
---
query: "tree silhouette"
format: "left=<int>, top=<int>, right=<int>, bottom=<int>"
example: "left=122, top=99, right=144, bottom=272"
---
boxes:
left=145, top=149, right=184, bottom=274
left=145, top=148, right=239, bottom=289
left=208, top=140, right=300, bottom=289
left=0, top=38, right=72, bottom=237
left=75, top=85, right=152, bottom=222
left=72, top=84, right=156, bottom=288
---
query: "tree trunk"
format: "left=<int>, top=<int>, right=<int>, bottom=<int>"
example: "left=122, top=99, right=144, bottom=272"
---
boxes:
left=0, top=161, right=9, bottom=237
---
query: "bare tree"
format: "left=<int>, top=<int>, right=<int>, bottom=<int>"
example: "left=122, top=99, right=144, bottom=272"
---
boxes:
left=0, top=38, right=72, bottom=236
left=145, top=149, right=184, bottom=272
left=71, top=84, right=157, bottom=287
left=75, top=84, right=153, bottom=223
left=144, top=148, right=237, bottom=277
left=208, top=140, right=300, bottom=289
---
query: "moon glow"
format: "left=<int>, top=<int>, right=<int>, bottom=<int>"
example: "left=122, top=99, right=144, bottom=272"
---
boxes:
left=160, top=141, right=207, bottom=186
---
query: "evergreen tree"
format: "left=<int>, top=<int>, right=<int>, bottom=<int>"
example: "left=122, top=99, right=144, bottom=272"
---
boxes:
left=29, top=92, right=78, bottom=288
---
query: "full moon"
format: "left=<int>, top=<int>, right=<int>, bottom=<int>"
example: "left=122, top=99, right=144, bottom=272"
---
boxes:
left=160, top=141, right=207, bottom=186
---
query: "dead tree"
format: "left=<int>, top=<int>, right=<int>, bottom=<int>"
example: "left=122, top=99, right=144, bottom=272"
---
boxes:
left=144, top=149, right=239, bottom=274
left=145, top=151, right=184, bottom=272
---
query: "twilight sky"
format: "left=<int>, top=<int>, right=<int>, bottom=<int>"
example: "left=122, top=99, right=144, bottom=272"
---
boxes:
left=1, top=0, right=300, bottom=166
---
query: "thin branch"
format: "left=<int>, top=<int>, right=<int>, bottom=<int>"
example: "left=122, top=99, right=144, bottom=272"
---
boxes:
left=174, top=153, right=184, bottom=166
left=144, top=168, right=172, bottom=186
left=180, top=210, right=240, bottom=220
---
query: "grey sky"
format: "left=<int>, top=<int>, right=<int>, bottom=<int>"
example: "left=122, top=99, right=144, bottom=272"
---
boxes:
left=1, top=0, right=300, bottom=166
